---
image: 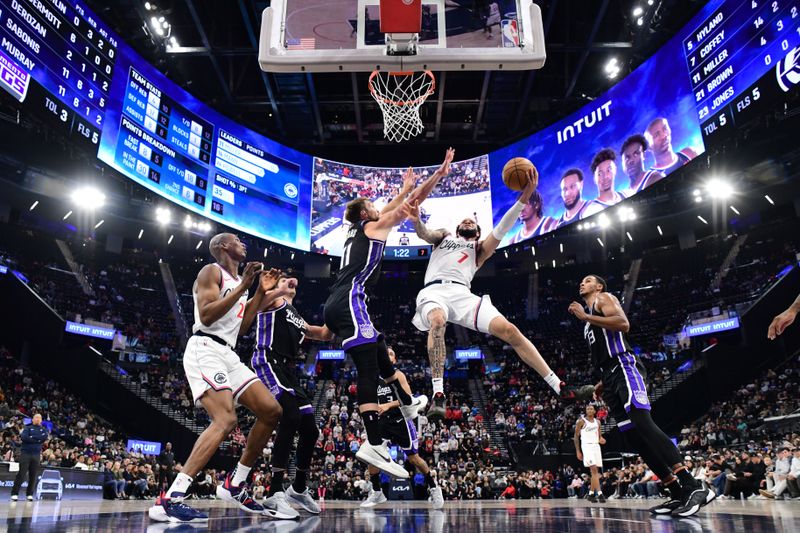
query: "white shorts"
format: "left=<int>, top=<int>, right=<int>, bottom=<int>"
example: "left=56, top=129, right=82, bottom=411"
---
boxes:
left=183, top=335, right=259, bottom=407
left=412, top=283, right=502, bottom=334
left=582, top=443, right=603, bottom=468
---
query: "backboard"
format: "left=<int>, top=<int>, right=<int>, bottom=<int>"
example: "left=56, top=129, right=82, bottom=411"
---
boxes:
left=259, top=0, right=546, bottom=73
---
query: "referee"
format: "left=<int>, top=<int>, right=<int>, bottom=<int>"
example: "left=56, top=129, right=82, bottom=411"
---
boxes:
left=11, top=414, right=48, bottom=501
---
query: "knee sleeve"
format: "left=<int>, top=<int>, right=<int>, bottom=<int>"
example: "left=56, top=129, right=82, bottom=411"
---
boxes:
left=349, top=344, right=379, bottom=405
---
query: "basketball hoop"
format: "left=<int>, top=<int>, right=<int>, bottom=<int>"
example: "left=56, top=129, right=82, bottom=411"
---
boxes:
left=368, top=70, right=435, bottom=143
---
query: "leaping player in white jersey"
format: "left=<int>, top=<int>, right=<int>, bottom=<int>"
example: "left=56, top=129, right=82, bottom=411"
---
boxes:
left=149, top=233, right=292, bottom=523
left=408, top=171, right=564, bottom=420
left=574, top=404, right=607, bottom=503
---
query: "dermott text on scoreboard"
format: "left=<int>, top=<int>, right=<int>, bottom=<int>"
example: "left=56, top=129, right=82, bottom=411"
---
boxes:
left=0, top=0, right=118, bottom=140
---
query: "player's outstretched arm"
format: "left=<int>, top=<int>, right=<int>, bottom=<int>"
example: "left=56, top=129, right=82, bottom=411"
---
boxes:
left=406, top=200, right=448, bottom=246
left=768, top=292, right=800, bottom=339
left=477, top=170, right=536, bottom=267
left=407, top=148, right=455, bottom=205
left=306, top=324, right=335, bottom=341
left=380, top=167, right=416, bottom=215
left=364, top=200, right=415, bottom=241
left=196, top=262, right=261, bottom=327
left=568, top=293, right=630, bottom=332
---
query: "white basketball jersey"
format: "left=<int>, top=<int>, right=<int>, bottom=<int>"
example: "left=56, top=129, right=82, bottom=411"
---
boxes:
left=580, top=416, right=600, bottom=446
left=424, top=236, right=479, bottom=287
left=192, top=263, right=248, bottom=347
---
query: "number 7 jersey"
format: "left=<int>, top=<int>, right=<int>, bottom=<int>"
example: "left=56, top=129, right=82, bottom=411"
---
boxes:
left=424, top=236, right=478, bottom=288
left=192, top=263, right=248, bottom=348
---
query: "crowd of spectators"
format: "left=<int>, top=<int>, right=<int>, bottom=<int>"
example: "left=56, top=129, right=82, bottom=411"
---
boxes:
left=311, top=155, right=490, bottom=226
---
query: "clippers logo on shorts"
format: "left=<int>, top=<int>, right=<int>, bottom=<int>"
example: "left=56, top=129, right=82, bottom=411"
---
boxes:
left=0, top=50, right=30, bottom=102
left=777, top=46, right=800, bottom=93
left=359, top=323, right=375, bottom=339
left=213, top=372, right=227, bottom=384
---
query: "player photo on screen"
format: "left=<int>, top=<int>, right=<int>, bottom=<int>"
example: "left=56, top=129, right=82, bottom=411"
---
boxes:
left=310, top=154, right=493, bottom=256
left=489, top=24, right=705, bottom=248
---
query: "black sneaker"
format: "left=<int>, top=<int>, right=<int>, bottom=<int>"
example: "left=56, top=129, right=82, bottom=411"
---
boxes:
left=649, top=499, right=682, bottom=515
left=598, top=493, right=606, bottom=503
left=588, top=493, right=598, bottom=503
left=674, top=487, right=710, bottom=517
left=427, top=393, right=446, bottom=421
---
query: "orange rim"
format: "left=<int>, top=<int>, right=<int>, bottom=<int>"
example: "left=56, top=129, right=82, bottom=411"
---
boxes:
left=368, top=70, right=436, bottom=107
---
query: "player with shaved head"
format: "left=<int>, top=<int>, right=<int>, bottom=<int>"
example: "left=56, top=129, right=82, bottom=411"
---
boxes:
left=149, top=233, right=287, bottom=523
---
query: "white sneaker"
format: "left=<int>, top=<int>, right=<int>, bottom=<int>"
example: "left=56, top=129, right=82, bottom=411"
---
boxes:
left=286, top=485, right=320, bottom=514
left=356, top=441, right=409, bottom=479
left=26, top=496, right=33, bottom=501
left=400, top=395, right=428, bottom=421
left=360, top=488, right=387, bottom=508
left=429, top=486, right=444, bottom=509
left=262, top=492, right=300, bottom=520
left=10, top=495, right=17, bottom=502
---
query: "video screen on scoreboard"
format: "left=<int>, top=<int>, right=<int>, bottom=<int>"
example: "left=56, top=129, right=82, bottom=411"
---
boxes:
left=489, top=0, right=800, bottom=248
left=310, top=154, right=492, bottom=257
left=488, top=17, right=706, bottom=247
left=96, top=43, right=313, bottom=251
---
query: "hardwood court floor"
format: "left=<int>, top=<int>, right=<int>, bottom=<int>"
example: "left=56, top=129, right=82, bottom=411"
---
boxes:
left=1, top=498, right=798, bottom=532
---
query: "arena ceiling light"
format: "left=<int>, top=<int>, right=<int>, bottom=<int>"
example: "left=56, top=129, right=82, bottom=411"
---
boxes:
left=29, top=200, right=38, bottom=211
left=71, top=186, right=106, bottom=210
left=730, top=206, right=740, bottom=215
left=697, top=215, right=708, bottom=225
left=138, top=229, right=144, bottom=239
left=155, top=207, right=171, bottom=225
left=705, top=178, right=734, bottom=200
left=195, top=240, right=203, bottom=250
left=656, top=225, right=663, bottom=236
left=63, top=210, right=72, bottom=220
left=597, top=237, right=605, bottom=248
left=597, top=213, right=611, bottom=228
left=167, top=234, right=174, bottom=244
left=94, top=219, right=104, bottom=229
left=633, top=6, right=644, bottom=17
left=604, top=58, right=621, bottom=79
left=534, top=261, right=539, bottom=270
left=626, top=231, right=633, bottom=242
left=530, top=246, right=535, bottom=256
left=617, top=206, right=636, bottom=222
left=764, top=195, right=775, bottom=205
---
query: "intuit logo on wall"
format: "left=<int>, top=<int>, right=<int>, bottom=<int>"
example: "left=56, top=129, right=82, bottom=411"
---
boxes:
left=683, top=317, right=740, bottom=337
left=126, top=440, right=162, bottom=455
left=65, top=321, right=116, bottom=340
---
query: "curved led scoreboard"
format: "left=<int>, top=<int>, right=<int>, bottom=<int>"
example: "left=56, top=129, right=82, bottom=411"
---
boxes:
left=0, top=0, right=797, bottom=257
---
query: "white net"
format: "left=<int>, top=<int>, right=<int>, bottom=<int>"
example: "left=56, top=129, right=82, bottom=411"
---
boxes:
left=368, top=70, right=436, bottom=143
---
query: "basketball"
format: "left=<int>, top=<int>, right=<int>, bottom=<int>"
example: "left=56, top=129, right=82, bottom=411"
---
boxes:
left=502, top=157, right=537, bottom=191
